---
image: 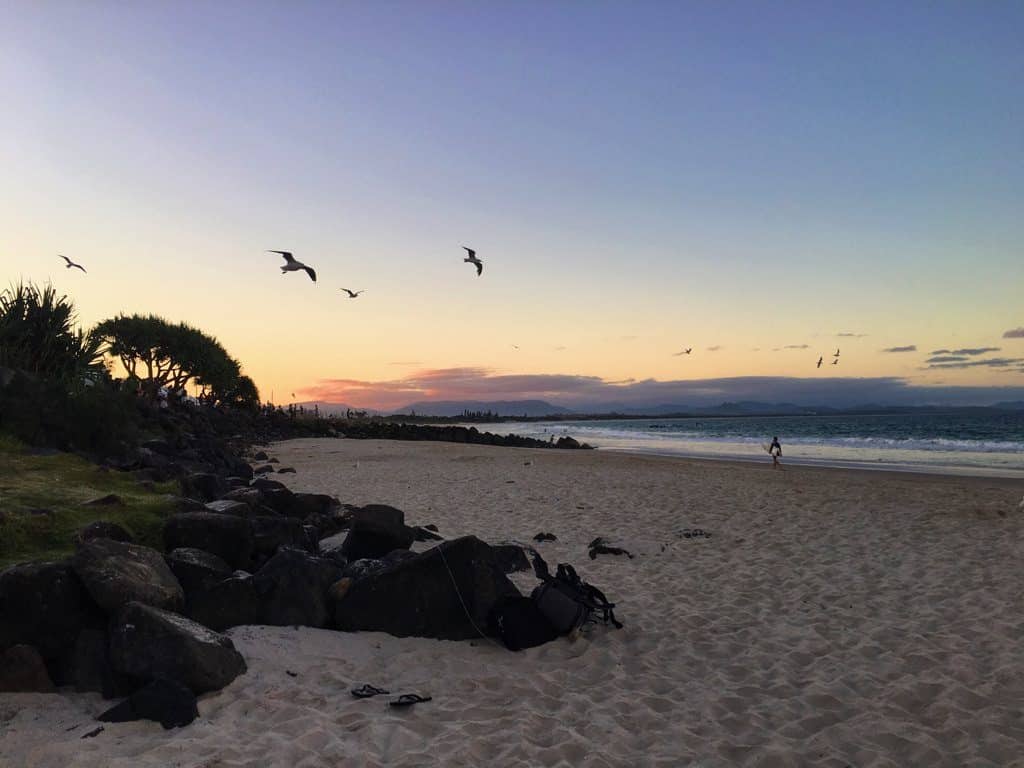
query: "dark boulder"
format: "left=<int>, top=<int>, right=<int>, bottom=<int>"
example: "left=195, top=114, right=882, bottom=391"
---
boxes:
left=260, top=488, right=301, bottom=517
left=413, top=526, right=444, bottom=542
left=304, top=507, right=351, bottom=540
left=347, top=504, right=405, bottom=529
left=252, top=464, right=275, bottom=475
left=339, top=506, right=414, bottom=561
left=556, top=436, right=582, bottom=449
left=72, top=538, right=185, bottom=615
left=251, top=516, right=313, bottom=564
left=252, top=450, right=269, bottom=461
left=290, top=492, right=341, bottom=518
left=203, top=499, right=253, bottom=518
left=224, top=476, right=250, bottom=489
left=75, top=521, right=134, bottom=546
left=71, top=628, right=135, bottom=698
left=0, top=560, right=101, bottom=662
left=109, top=602, right=247, bottom=694
left=492, top=543, right=532, bottom=573
left=166, top=548, right=233, bottom=596
left=0, top=645, right=56, bottom=692
left=252, top=548, right=343, bottom=628
left=333, top=536, right=521, bottom=640
left=98, top=679, right=198, bottom=729
left=186, top=572, right=262, bottom=631
left=180, top=473, right=228, bottom=502
left=220, top=487, right=263, bottom=510
left=251, top=477, right=289, bottom=493
left=163, top=512, right=253, bottom=570
left=276, top=467, right=296, bottom=474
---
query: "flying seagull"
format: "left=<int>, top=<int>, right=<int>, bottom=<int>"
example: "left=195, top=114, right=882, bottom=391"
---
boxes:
left=833, top=348, right=840, bottom=357
left=59, top=255, right=86, bottom=273
left=511, top=344, right=520, bottom=350
left=462, top=246, right=483, bottom=276
left=339, top=288, right=365, bottom=298
left=832, top=358, right=839, bottom=365
left=268, top=251, right=316, bottom=282
left=673, top=348, right=693, bottom=356
left=817, top=356, right=823, bottom=368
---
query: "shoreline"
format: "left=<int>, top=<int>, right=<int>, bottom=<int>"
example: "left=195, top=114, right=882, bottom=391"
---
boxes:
left=590, top=445, right=1024, bottom=481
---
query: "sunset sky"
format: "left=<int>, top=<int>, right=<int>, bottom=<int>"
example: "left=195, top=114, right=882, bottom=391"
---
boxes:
left=2, top=2, right=1022, bottom=410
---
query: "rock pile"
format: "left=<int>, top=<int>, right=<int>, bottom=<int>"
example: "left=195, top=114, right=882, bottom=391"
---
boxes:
left=0, top=449, right=544, bottom=729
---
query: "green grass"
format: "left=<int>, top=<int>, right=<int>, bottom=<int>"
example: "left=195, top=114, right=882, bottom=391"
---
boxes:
left=0, top=433, right=177, bottom=567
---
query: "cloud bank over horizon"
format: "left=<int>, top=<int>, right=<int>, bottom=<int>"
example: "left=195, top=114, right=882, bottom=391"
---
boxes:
left=299, top=367, right=1024, bottom=412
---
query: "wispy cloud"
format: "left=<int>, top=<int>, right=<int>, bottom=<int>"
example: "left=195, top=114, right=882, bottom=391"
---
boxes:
left=882, top=345, right=917, bottom=353
left=553, top=346, right=567, bottom=352
left=836, top=332, right=867, bottom=338
left=706, top=345, right=723, bottom=352
left=1003, top=327, right=1024, bottom=339
left=389, top=361, right=423, bottom=366
left=931, top=349, right=950, bottom=355
left=926, top=356, right=968, bottom=364
left=925, top=357, right=1024, bottom=370
left=950, top=347, right=1001, bottom=356
left=783, top=344, right=809, bottom=349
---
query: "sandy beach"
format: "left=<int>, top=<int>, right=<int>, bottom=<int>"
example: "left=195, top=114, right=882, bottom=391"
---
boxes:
left=3, top=437, right=1024, bottom=767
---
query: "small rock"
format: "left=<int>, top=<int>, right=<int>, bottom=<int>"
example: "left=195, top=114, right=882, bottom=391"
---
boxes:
left=98, top=679, right=198, bottom=729
left=276, top=467, right=296, bottom=474
left=532, top=532, right=557, bottom=542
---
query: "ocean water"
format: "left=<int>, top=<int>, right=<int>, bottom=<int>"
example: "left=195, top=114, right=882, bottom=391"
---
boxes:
left=481, top=412, right=1024, bottom=478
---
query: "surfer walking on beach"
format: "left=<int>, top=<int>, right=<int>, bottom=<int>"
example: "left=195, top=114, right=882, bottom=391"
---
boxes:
left=768, top=436, right=782, bottom=469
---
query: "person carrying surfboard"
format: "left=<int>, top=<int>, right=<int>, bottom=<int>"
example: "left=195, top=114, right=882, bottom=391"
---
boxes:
left=768, top=436, right=782, bottom=469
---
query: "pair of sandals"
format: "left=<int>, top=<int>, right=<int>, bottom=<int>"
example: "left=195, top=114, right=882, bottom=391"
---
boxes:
left=351, top=684, right=431, bottom=708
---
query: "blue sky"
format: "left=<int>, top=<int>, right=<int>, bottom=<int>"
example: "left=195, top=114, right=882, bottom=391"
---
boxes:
left=2, top=2, right=1022, bottom=407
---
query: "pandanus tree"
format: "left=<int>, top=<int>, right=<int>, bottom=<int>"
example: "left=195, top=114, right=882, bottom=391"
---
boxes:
left=0, top=281, right=105, bottom=384
left=92, top=314, right=256, bottom=405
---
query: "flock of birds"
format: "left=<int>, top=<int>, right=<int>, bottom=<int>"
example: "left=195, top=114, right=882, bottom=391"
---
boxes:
left=818, top=349, right=842, bottom=368
left=59, top=249, right=843, bottom=370
left=56, top=245, right=485, bottom=299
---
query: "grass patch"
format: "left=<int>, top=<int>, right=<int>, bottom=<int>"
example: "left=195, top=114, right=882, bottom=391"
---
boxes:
left=0, top=433, right=177, bottom=567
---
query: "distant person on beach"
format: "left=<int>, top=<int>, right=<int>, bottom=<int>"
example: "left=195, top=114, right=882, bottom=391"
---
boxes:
left=768, top=436, right=782, bottom=469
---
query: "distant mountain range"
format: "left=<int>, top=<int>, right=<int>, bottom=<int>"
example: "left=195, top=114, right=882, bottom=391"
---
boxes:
left=394, top=400, right=574, bottom=417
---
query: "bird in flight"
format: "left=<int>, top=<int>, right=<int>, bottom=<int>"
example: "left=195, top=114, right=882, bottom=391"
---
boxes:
left=268, top=251, right=316, bottom=282
left=817, top=356, right=823, bottom=368
left=833, top=348, right=840, bottom=357
left=462, top=246, right=483, bottom=276
left=832, top=358, right=839, bottom=365
left=339, top=288, right=365, bottom=298
left=511, top=344, right=520, bottom=350
left=59, top=255, right=86, bottom=273
left=673, top=348, right=693, bottom=356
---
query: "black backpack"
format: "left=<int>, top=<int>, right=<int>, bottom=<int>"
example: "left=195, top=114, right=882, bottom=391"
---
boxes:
left=529, top=557, right=623, bottom=635
left=486, top=596, right=559, bottom=651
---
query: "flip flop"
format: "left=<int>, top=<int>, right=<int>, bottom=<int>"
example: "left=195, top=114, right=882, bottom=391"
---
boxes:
left=351, top=684, right=390, bottom=699
left=389, top=693, right=432, bottom=708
